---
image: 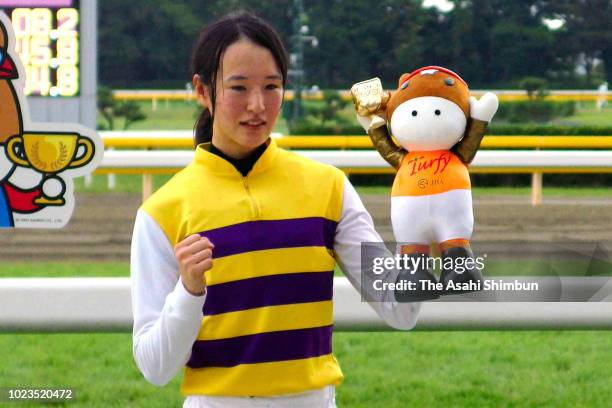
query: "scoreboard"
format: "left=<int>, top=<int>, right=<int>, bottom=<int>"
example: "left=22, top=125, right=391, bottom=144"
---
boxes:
left=0, top=0, right=95, bottom=129
left=0, top=0, right=80, bottom=97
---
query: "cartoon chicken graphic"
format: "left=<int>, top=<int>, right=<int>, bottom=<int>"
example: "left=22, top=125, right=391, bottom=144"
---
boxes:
left=0, top=21, right=44, bottom=227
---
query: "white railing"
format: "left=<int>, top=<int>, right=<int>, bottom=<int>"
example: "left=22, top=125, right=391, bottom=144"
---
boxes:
left=99, top=149, right=612, bottom=170
left=1, top=278, right=610, bottom=333
left=96, top=149, right=612, bottom=204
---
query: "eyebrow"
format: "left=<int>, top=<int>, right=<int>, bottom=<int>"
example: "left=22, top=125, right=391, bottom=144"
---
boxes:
left=226, top=74, right=283, bottom=81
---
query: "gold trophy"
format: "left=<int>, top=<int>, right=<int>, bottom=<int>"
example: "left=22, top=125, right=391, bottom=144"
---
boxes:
left=6, top=133, right=95, bottom=205
left=350, top=77, right=390, bottom=130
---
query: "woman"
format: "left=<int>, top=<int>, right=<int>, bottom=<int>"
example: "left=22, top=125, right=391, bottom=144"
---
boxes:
left=131, top=12, right=420, bottom=408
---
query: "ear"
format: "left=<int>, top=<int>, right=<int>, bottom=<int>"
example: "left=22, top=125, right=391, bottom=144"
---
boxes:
left=397, top=73, right=411, bottom=89
left=192, top=74, right=212, bottom=112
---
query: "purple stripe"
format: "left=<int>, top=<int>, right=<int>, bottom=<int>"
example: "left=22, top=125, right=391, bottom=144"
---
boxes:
left=187, top=325, right=333, bottom=368
left=203, top=271, right=333, bottom=316
left=199, top=217, right=337, bottom=258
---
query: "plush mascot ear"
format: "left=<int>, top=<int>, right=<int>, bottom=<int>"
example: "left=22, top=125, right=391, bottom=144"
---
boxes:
left=397, top=73, right=411, bottom=89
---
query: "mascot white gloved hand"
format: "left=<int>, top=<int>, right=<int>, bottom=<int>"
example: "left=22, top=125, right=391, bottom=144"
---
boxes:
left=352, top=66, right=498, bottom=301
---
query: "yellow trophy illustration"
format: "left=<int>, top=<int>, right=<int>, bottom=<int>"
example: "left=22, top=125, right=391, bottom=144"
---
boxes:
left=6, top=132, right=94, bottom=205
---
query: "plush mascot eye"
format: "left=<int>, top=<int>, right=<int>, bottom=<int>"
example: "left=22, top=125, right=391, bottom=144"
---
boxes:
left=444, top=78, right=455, bottom=86
left=400, top=80, right=410, bottom=90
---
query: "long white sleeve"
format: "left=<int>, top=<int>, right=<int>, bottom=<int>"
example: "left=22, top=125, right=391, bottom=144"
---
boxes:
left=334, top=178, right=422, bottom=330
left=130, top=209, right=206, bottom=386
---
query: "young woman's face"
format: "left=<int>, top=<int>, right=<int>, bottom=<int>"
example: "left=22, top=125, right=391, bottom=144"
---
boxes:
left=198, top=38, right=283, bottom=159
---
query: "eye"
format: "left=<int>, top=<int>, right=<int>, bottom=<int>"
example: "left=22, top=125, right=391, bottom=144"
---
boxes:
left=411, top=110, right=417, bottom=116
left=444, top=78, right=455, bottom=86
left=265, top=84, right=280, bottom=90
left=400, top=80, right=410, bottom=90
left=435, top=109, right=441, bottom=115
left=230, top=85, right=246, bottom=91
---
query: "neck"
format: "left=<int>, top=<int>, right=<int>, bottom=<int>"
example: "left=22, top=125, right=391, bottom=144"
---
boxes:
left=208, top=142, right=268, bottom=177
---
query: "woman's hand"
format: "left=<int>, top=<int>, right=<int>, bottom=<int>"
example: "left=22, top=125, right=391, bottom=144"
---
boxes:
left=174, top=234, right=214, bottom=296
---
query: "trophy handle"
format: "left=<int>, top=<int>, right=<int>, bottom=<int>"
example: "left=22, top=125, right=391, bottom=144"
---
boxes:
left=6, top=136, right=30, bottom=167
left=69, top=138, right=94, bottom=168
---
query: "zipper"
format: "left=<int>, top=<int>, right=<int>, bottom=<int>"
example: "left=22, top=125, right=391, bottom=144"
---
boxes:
left=242, top=176, right=260, bottom=218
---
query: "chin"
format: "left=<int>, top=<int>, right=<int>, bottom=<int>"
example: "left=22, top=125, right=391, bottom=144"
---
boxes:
left=242, top=129, right=270, bottom=145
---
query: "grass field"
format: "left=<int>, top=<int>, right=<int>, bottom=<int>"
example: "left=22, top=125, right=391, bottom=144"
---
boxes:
left=553, top=102, right=612, bottom=127
left=101, top=99, right=612, bottom=133
left=2, top=258, right=606, bottom=279
left=100, top=100, right=291, bottom=134
left=1, top=330, right=611, bottom=407
left=1, top=260, right=611, bottom=407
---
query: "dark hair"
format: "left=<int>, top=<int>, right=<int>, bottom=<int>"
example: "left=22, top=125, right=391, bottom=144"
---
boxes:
left=190, top=12, right=288, bottom=147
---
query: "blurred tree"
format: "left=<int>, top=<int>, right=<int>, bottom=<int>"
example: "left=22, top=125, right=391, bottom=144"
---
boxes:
left=419, top=0, right=497, bottom=86
left=97, top=87, right=147, bottom=130
left=97, top=0, right=609, bottom=89
left=97, top=87, right=115, bottom=130
left=303, top=0, right=425, bottom=88
left=99, top=0, right=201, bottom=87
left=519, top=76, right=549, bottom=99
left=116, top=101, right=147, bottom=130
left=541, top=0, right=612, bottom=86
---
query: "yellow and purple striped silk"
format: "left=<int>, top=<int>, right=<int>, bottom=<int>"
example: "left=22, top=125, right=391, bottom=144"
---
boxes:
left=141, top=139, right=346, bottom=397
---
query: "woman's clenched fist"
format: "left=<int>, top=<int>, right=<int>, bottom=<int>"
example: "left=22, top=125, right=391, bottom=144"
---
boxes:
left=174, top=234, right=214, bottom=296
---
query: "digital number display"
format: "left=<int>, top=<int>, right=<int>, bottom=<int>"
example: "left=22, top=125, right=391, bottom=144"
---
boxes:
left=1, top=0, right=79, bottom=97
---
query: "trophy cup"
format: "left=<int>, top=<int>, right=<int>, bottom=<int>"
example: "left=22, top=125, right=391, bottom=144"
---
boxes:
left=6, top=133, right=95, bottom=205
left=350, top=77, right=390, bottom=130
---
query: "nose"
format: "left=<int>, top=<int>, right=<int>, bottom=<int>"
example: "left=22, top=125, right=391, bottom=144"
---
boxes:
left=247, top=89, right=265, bottom=113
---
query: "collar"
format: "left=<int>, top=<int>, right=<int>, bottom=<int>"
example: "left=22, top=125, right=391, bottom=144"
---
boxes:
left=194, top=138, right=279, bottom=176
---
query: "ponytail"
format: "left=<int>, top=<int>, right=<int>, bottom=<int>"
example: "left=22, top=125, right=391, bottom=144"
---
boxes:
left=194, top=109, right=213, bottom=148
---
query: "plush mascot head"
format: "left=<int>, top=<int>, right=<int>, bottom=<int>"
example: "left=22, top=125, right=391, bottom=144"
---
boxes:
left=386, top=66, right=469, bottom=152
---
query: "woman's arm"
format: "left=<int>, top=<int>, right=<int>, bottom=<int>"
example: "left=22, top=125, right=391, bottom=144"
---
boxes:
left=333, top=179, right=421, bottom=330
left=130, top=209, right=206, bottom=386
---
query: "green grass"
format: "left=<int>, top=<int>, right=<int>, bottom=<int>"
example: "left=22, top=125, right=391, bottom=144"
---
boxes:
left=100, top=99, right=612, bottom=132
left=551, top=103, right=612, bottom=127
left=472, top=186, right=612, bottom=197
left=0, top=331, right=610, bottom=407
left=99, top=101, right=197, bottom=131
left=0, top=262, right=128, bottom=278
left=337, top=99, right=612, bottom=130
left=1, top=263, right=611, bottom=406
left=4, top=257, right=607, bottom=280
left=98, top=100, right=290, bottom=133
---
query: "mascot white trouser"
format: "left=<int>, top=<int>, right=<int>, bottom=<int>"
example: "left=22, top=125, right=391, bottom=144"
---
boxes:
left=391, top=189, right=473, bottom=244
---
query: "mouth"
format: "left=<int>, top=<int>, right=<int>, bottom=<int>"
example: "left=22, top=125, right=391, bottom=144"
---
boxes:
left=240, top=120, right=266, bottom=129
left=0, top=70, right=15, bottom=79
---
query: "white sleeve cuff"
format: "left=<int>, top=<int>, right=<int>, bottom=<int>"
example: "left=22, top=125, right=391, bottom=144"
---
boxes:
left=168, top=277, right=207, bottom=319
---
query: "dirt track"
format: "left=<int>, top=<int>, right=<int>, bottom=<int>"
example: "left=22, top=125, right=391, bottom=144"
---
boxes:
left=1, top=192, right=611, bottom=261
